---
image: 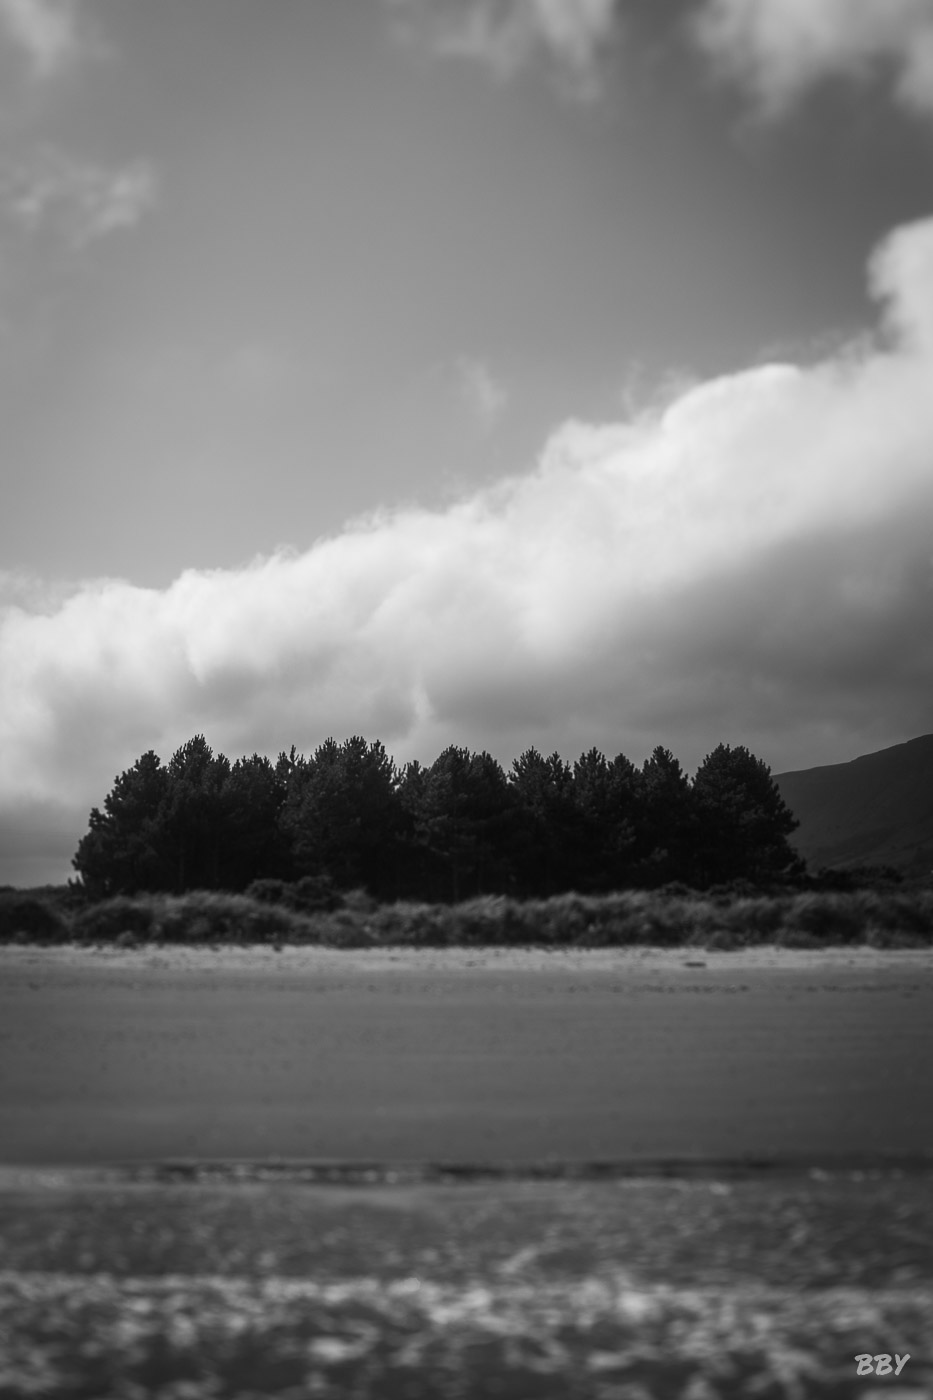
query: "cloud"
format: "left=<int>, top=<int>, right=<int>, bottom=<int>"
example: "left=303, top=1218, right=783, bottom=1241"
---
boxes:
left=0, top=0, right=84, bottom=79
left=386, top=0, right=619, bottom=97
left=3, top=214, right=933, bottom=877
left=691, top=0, right=933, bottom=120
left=457, top=356, right=508, bottom=428
left=1, top=149, right=157, bottom=246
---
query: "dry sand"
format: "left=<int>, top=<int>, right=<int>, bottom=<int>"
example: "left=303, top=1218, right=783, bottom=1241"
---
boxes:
left=2, top=945, right=930, bottom=1166
left=3, top=940, right=931, bottom=973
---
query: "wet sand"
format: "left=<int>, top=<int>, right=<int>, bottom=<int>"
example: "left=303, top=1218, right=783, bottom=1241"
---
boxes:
left=2, top=946, right=931, bottom=1166
left=1, top=1173, right=931, bottom=1398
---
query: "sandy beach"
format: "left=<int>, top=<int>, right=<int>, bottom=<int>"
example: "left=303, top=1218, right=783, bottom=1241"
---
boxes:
left=2, top=945, right=930, bottom=1166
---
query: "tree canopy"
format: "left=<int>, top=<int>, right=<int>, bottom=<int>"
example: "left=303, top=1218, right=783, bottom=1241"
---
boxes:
left=692, top=743, right=802, bottom=885
left=72, top=732, right=804, bottom=900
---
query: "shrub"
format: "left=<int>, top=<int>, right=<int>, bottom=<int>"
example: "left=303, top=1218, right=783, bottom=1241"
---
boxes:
left=786, top=893, right=866, bottom=944
left=6, top=881, right=932, bottom=948
left=864, top=927, right=930, bottom=949
left=245, top=875, right=343, bottom=915
left=599, top=890, right=691, bottom=947
left=341, top=887, right=378, bottom=916
left=371, top=901, right=450, bottom=947
left=708, top=879, right=762, bottom=901
left=243, top=878, right=289, bottom=904
left=155, top=892, right=307, bottom=944
left=703, top=929, right=743, bottom=951
left=722, top=896, right=789, bottom=943
left=813, top=865, right=903, bottom=891
left=73, top=897, right=159, bottom=943
left=0, top=893, right=71, bottom=943
left=862, top=891, right=933, bottom=938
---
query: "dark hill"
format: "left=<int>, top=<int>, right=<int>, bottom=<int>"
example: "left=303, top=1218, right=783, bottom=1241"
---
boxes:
left=774, top=734, right=933, bottom=875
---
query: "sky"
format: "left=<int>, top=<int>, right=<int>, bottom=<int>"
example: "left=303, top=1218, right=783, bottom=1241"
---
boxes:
left=1, top=0, right=932, bottom=885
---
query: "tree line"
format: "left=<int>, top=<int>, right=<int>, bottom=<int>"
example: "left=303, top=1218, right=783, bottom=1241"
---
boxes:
left=72, top=734, right=803, bottom=902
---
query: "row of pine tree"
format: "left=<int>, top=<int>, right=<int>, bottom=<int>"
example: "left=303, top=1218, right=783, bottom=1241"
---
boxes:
left=72, top=734, right=803, bottom=901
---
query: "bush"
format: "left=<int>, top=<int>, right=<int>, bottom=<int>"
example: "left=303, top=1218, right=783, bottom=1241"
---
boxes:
left=708, top=879, right=762, bottom=902
left=73, top=896, right=159, bottom=943
left=3, top=883, right=931, bottom=948
left=812, top=865, right=903, bottom=891
left=371, top=901, right=450, bottom=947
left=785, top=893, right=866, bottom=944
left=703, top=929, right=743, bottom=951
left=245, top=875, right=342, bottom=915
left=864, top=926, right=930, bottom=949
left=862, top=890, right=933, bottom=936
left=593, top=890, right=698, bottom=947
left=0, top=893, right=71, bottom=943
left=721, top=896, right=788, bottom=943
left=153, top=892, right=309, bottom=945
left=341, top=887, right=378, bottom=916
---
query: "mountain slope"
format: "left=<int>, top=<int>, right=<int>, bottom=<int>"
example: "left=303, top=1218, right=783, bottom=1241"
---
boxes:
left=774, top=734, right=933, bottom=874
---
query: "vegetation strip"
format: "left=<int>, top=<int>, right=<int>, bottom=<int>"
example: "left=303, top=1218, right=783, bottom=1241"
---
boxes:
left=3, top=882, right=932, bottom=947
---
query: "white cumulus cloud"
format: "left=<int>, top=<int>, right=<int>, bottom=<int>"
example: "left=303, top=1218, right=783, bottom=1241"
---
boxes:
left=1, top=149, right=157, bottom=246
left=3, top=214, right=933, bottom=876
left=387, top=0, right=619, bottom=96
left=457, top=356, right=508, bottom=428
left=692, top=0, right=933, bottom=119
left=0, top=0, right=84, bottom=78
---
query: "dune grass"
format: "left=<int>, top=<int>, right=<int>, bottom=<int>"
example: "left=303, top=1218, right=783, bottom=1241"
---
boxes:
left=1, top=883, right=931, bottom=949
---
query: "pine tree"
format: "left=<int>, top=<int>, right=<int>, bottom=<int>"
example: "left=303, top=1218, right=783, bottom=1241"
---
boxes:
left=405, top=746, right=515, bottom=901
left=572, top=748, right=639, bottom=892
left=279, top=737, right=402, bottom=896
left=71, top=750, right=171, bottom=897
left=509, top=748, right=581, bottom=895
left=161, top=735, right=230, bottom=891
left=635, top=746, right=696, bottom=885
left=219, top=753, right=292, bottom=889
left=692, top=743, right=803, bottom=886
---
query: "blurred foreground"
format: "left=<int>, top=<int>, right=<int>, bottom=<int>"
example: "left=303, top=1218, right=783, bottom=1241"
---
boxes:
left=1, top=1168, right=930, bottom=1399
